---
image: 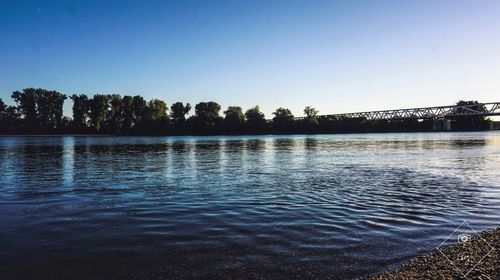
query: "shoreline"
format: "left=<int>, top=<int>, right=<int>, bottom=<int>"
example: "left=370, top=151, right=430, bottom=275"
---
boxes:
left=0, top=129, right=496, bottom=138
left=368, top=227, right=499, bottom=279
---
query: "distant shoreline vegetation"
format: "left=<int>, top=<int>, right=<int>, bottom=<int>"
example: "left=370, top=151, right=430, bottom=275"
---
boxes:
left=0, top=88, right=492, bottom=135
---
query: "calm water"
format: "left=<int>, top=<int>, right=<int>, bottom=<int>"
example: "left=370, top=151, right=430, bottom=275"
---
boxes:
left=0, top=132, right=499, bottom=279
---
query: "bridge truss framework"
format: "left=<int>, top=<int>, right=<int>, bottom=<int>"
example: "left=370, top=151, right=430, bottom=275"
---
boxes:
left=299, top=102, right=500, bottom=121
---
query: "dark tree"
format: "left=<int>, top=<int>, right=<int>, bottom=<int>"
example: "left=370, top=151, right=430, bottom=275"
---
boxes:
left=12, top=88, right=66, bottom=131
left=224, top=106, right=245, bottom=131
left=272, top=107, right=295, bottom=131
left=0, top=106, right=20, bottom=132
left=11, top=88, right=38, bottom=129
left=0, top=98, right=6, bottom=130
left=139, top=99, right=170, bottom=135
left=170, top=102, right=191, bottom=123
left=132, top=95, right=147, bottom=123
left=37, top=89, right=66, bottom=129
left=190, top=101, right=222, bottom=132
left=106, top=94, right=123, bottom=133
left=301, top=106, right=319, bottom=130
left=147, top=99, right=169, bottom=121
left=0, top=98, right=5, bottom=114
left=304, top=106, right=318, bottom=118
left=70, top=94, right=90, bottom=130
left=130, top=95, right=148, bottom=133
left=451, top=100, right=490, bottom=130
left=89, top=94, right=109, bottom=132
left=37, top=90, right=51, bottom=128
left=52, top=91, right=67, bottom=129
left=121, top=96, right=134, bottom=133
left=245, top=106, right=267, bottom=131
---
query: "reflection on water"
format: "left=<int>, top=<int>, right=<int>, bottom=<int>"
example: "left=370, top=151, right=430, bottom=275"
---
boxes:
left=0, top=132, right=499, bottom=279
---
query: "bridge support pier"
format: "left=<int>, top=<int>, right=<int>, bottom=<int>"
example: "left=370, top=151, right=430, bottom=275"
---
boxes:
left=432, top=119, right=451, bottom=131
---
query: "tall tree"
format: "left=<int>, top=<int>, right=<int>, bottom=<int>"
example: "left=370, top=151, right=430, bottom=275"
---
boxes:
left=0, top=98, right=6, bottom=129
left=121, top=96, right=134, bottom=133
left=138, top=99, right=170, bottom=135
left=132, top=95, right=147, bottom=123
left=245, top=106, right=267, bottom=131
left=147, top=99, right=168, bottom=120
left=0, top=106, right=20, bottom=131
left=37, top=89, right=66, bottom=129
left=304, top=106, right=318, bottom=118
left=170, top=102, right=191, bottom=123
left=70, top=94, right=90, bottom=130
left=11, top=88, right=38, bottom=128
left=224, top=106, right=245, bottom=130
left=302, top=106, right=319, bottom=128
left=51, top=90, right=67, bottom=129
left=106, top=94, right=123, bottom=133
left=88, top=94, right=109, bottom=131
left=0, top=98, right=5, bottom=115
left=192, top=101, right=222, bottom=131
left=272, top=107, right=295, bottom=131
left=12, top=88, right=66, bottom=130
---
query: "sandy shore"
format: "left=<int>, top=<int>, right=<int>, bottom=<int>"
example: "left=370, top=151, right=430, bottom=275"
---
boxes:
left=368, top=227, right=499, bottom=279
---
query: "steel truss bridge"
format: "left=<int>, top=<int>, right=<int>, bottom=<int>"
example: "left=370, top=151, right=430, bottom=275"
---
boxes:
left=297, top=102, right=500, bottom=121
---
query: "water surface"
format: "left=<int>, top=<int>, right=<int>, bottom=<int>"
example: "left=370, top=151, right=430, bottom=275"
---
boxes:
left=0, top=132, right=499, bottom=279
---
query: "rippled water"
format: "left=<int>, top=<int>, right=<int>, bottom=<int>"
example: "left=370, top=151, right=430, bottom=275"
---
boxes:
left=0, top=132, right=499, bottom=279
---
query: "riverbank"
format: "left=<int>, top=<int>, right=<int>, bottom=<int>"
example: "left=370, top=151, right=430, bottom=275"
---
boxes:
left=0, top=128, right=496, bottom=137
left=369, top=227, right=499, bottom=279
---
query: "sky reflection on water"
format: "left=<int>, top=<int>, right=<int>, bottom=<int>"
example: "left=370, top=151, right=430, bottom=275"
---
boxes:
left=0, top=132, right=499, bottom=279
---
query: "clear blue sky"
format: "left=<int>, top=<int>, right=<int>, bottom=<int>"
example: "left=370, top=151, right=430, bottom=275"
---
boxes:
left=1, top=0, right=499, bottom=117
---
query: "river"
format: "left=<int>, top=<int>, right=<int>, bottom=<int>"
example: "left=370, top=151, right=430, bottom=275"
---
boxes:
left=0, top=132, right=499, bottom=279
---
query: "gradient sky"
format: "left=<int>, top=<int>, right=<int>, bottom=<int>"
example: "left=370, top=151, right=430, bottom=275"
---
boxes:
left=1, top=0, right=499, bottom=117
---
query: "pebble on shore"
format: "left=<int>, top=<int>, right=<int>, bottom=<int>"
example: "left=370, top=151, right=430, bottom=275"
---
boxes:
left=369, top=227, right=499, bottom=280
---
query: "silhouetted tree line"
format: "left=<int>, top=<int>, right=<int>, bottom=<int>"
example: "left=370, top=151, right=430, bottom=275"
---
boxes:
left=0, top=88, right=491, bottom=135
